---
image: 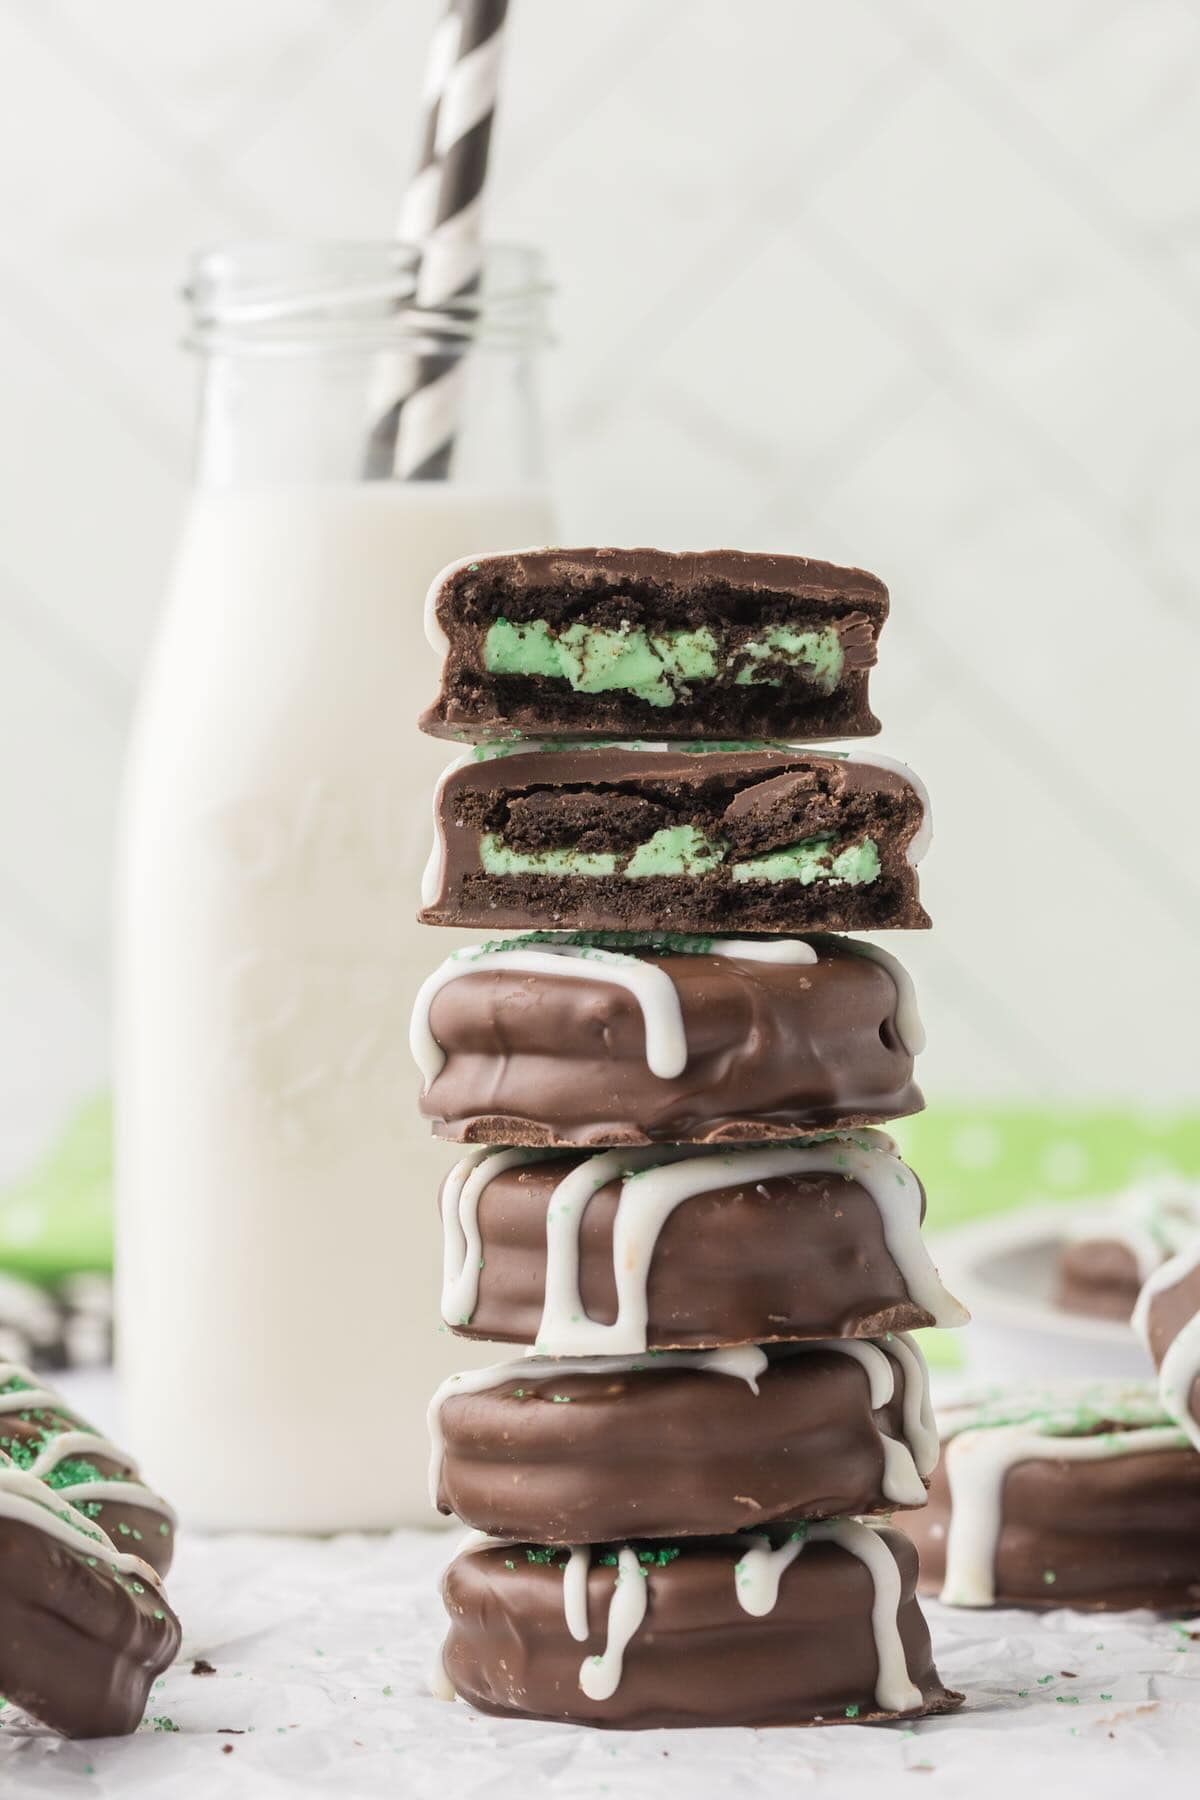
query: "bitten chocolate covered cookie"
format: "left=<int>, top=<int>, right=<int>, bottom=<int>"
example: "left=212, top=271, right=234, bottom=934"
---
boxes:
left=419, top=743, right=929, bottom=934
left=0, top=1458, right=181, bottom=1736
left=1134, top=1240, right=1200, bottom=1452
left=900, top=1383, right=1200, bottom=1611
left=429, top=1336, right=937, bottom=1542
left=421, top=547, right=889, bottom=743
left=438, top=1522, right=961, bottom=1728
left=412, top=932, right=925, bottom=1145
left=436, top=1135, right=967, bottom=1351
left=1056, top=1178, right=1200, bottom=1321
left=0, top=1361, right=175, bottom=1575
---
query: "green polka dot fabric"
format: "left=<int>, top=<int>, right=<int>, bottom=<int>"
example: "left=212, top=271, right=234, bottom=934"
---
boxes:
left=0, top=1097, right=112, bottom=1282
left=893, top=1106, right=1200, bottom=1229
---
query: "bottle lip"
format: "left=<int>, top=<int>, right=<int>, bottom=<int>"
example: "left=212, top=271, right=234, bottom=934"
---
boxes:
left=186, top=239, right=553, bottom=355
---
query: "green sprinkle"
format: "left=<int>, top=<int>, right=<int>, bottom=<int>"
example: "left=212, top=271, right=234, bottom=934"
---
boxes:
left=383, top=1685, right=394, bottom=1697
left=844, top=1704, right=860, bottom=1718
left=504, top=1560, right=515, bottom=1570
left=1042, top=1571, right=1057, bottom=1585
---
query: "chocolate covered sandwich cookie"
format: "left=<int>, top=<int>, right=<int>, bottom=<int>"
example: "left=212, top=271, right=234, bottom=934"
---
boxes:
left=437, top=1136, right=967, bottom=1350
left=0, top=1361, right=175, bottom=1575
left=420, top=743, right=929, bottom=934
left=1057, top=1178, right=1200, bottom=1321
left=1134, top=1239, right=1200, bottom=1452
left=429, top=1335, right=937, bottom=1541
left=421, top=547, right=889, bottom=743
left=901, top=1383, right=1200, bottom=1611
left=412, top=932, right=924, bottom=1144
left=0, top=1457, right=181, bottom=1736
left=438, top=1521, right=961, bottom=1728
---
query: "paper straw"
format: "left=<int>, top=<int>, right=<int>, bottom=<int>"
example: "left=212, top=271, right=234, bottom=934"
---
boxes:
left=368, top=0, right=509, bottom=480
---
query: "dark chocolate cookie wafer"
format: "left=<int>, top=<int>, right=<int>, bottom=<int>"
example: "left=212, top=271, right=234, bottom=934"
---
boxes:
left=421, top=547, right=889, bottom=743
left=900, top=1382, right=1200, bottom=1611
left=420, top=742, right=929, bottom=934
left=438, top=1523, right=962, bottom=1728
left=436, top=1136, right=966, bottom=1350
left=429, top=1336, right=936, bottom=1542
left=412, top=932, right=924, bottom=1145
left=0, top=1465, right=181, bottom=1736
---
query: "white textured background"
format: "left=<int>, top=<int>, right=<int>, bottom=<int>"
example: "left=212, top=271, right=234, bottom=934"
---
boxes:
left=1, top=0, right=1197, bottom=1175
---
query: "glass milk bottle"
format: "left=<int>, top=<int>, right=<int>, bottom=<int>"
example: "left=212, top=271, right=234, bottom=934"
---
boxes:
left=115, top=244, right=554, bottom=1530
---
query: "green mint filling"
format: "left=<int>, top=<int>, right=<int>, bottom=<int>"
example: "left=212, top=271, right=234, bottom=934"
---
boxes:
left=731, top=836, right=881, bottom=886
left=732, top=626, right=844, bottom=694
left=483, top=618, right=844, bottom=704
left=479, top=830, right=879, bottom=885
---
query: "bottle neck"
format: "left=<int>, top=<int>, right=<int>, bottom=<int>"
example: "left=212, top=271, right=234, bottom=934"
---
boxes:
left=186, top=241, right=550, bottom=490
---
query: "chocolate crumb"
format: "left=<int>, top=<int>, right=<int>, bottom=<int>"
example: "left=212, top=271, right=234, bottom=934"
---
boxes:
left=192, top=1659, right=217, bottom=1677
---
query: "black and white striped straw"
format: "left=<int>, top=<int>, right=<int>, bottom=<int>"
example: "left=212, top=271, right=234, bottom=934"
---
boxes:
left=373, top=0, right=509, bottom=480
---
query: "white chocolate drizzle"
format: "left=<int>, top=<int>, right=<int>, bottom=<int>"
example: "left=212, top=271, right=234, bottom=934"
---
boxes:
left=568, top=1544, right=650, bottom=1701
left=440, top=1515, right=926, bottom=1714
left=439, top=1131, right=967, bottom=1350
left=0, top=1362, right=175, bottom=1538
left=428, top=1332, right=934, bottom=1510
left=411, top=931, right=825, bottom=1091
left=936, top=1382, right=1189, bottom=1606
left=427, top=1344, right=768, bottom=1507
left=1132, top=1236, right=1200, bottom=1455
left=0, top=1457, right=165, bottom=1589
left=411, top=941, right=689, bottom=1081
left=735, top=1520, right=923, bottom=1714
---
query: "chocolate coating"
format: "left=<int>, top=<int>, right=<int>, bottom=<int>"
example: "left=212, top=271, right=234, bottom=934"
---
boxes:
left=421, top=745, right=929, bottom=934
left=441, top=1151, right=944, bottom=1347
left=1141, top=1256, right=1200, bottom=1437
left=0, top=1517, right=180, bottom=1736
left=421, top=938, right=923, bottom=1146
left=421, top=546, right=888, bottom=743
left=1055, top=1237, right=1142, bottom=1320
left=440, top=1530, right=960, bottom=1729
left=904, top=1430, right=1200, bottom=1612
left=434, top=1344, right=928, bottom=1541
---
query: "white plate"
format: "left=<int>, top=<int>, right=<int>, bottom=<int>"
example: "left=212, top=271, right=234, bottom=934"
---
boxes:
left=931, top=1204, right=1152, bottom=1384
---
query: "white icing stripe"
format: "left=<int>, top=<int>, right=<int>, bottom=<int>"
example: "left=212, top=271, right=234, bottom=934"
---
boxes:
left=841, top=939, right=926, bottom=1056
left=733, top=1521, right=923, bottom=1714
left=704, top=938, right=817, bottom=964
left=0, top=1463, right=165, bottom=1587
left=844, top=750, right=931, bottom=864
left=440, top=1148, right=548, bottom=1326
left=0, top=1363, right=175, bottom=1531
left=1133, top=1237, right=1200, bottom=1455
left=563, top=1545, right=591, bottom=1642
left=880, top=1332, right=940, bottom=1479
left=427, top=1345, right=768, bottom=1508
left=806, top=1338, right=928, bottom=1507
left=576, top=1545, right=647, bottom=1701
left=940, top=1421, right=1189, bottom=1606
left=411, top=944, right=688, bottom=1082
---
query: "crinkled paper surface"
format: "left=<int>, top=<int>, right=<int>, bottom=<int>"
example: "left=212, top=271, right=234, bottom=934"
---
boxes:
left=1, top=1527, right=1197, bottom=1798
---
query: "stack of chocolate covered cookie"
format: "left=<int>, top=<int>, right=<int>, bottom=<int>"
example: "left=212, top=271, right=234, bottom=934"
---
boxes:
left=413, top=548, right=966, bottom=1728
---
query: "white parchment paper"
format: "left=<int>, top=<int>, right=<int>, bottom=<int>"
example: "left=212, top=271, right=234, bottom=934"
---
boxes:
left=1, top=1527, right=1197, bottom=1798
